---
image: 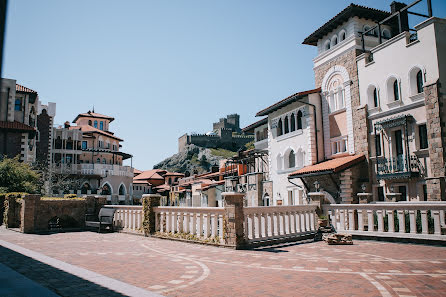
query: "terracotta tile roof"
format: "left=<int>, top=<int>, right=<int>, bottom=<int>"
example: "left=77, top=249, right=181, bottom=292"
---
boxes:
left=242, top=117, right=267, bottom=133
left=69, top=125, right=123, bottom=141
left=256, top=88, right=321, bottom=117
left=132, top=180, right=152, bottom=185
left=289, top=154, right=365, bottom=177
left=133, top=169, right=143, bottom=175
left=134, top=169, right=166, bottom=181
left=302, top=4, right=391, bottom=46
left=15, top=83, right=37, bottom=94
left=201, top=180, right=225, bottom=191
left=154, top=184, right=171, bottom=191
left=164, top=172, right=185, bottom=177
left=0, top=121, right=36, bottom=132
left=73, top=111, right=115, bottom=123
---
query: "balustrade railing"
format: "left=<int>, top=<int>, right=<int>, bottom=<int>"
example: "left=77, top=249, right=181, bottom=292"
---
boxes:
left=376, top=155, right=419, bottom=179
left=323, top=203, right=446, bottom=240
left=154, top=207, right=225, bottom=243
left=243, top=205, right=317, bottom=243
left=104, top=205, right=143, bottom=233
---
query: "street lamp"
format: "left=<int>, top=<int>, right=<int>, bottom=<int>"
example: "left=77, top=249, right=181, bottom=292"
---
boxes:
left=314, top=180, right=320, bottom=192
left=361, top=183, right=367, bottom=193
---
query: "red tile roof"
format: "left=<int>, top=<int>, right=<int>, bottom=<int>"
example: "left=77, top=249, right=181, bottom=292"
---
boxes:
left=134, top=169, right=166, bottom=181
left=201, top=180, right=225, bottom=191
left=0, top=121, right=36, bottom=132
left=133, top=180, right=152, bottom=185
left=15, top=83, right=37, bottom=94
left=73, top=111, right=115, bottom=123
left=256, top=88, right=321, bottom=116
left=302, top=4, right=391, bottom=46
left=69, top=125, right=123, bottom=141
left=242, top=117, right=267, bottom=133
left=164, top=172, right=185, bottom=177
left=133, top=169, right=143, bottom=175
left=289, top=154, right=365, bottom=177
left=154, top=184, right=171, bottom=191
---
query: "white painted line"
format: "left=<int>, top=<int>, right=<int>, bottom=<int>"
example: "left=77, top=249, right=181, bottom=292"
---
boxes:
left=148, top=285, right=166, bottom=290
left=168, top=280, right=184, bottom=285
left=360, top=273, right=391, bottom=297
left=393, top=288, right=411, bottom=293
left=180, top=275, right=194, bottom=279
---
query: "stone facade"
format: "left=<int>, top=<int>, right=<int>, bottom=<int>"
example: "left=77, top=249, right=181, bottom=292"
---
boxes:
left=222, top=192, right=245, bottom=249
left=425, top=81, right=446, bottom=201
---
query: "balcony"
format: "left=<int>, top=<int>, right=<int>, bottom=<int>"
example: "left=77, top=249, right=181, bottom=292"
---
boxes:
left=376, top=155, right=420, bottom=180
left=52, top=163, right=133, bottom=177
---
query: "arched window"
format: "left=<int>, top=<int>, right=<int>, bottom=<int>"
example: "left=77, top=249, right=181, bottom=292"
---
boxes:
left=288, top=150, right=295, bottom=168
left=339, top=30, right=346, bottom=41
left=331, top=35, right=338, bottom=47
left=416, top=70, right=423, bottom=93
left=324, top=40, right=330, bottom=51
left=382, top=29, right=391, bottom=39
left=363, top=25, right=371, bottom=35
left=393, top=80, right=399, bottom=101
left=290, top=113, right=296, bottom=132
left=100, top=121, right=104, bottom=130
left=284, top=116, right=289, bottom=134
left=373, top=88, right=378, bottom=107
left=297, top=111, right=303, bottom=130
left=119, top=184, right=126, bottom=195
left=101, top=184, right=111, bottom=195
left=96, top=158, right=100, bottom=163
left=14, top=98, right=21, bottom=111
left=94, top=121, right=98, bottom=128
left=277, top=118, right=283, bottom=136
left=88, top=120, right=92, bottom=125
left=102, top=158, right=106, bottom=164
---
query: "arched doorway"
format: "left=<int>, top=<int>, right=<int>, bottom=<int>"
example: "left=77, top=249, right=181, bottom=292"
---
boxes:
left=119, top=184, right=126, bottom=195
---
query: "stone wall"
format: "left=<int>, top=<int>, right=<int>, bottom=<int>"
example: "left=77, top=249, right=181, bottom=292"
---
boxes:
left=424, top=80, right=446, bottom=201
left=0, top=131, right=23, bottom=159
left=178, top=133, right=253, bottom=152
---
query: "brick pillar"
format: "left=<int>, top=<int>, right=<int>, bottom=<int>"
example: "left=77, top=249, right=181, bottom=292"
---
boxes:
left=142, top=194, right=161, bottom=236
left=20, top=195, right=41, bottom=233
left=425, top=81, right=446, bottom=201
left=222, top=192, right=245, bottom=249
left=339, top=169, right=353, bottom=203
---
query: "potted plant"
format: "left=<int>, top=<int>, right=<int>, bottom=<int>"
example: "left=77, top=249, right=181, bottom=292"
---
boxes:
left=318, top=214, right=329, bottom=227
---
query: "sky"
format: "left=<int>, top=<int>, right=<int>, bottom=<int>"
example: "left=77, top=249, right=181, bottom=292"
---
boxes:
left=3, top=0, right=446, bottom=170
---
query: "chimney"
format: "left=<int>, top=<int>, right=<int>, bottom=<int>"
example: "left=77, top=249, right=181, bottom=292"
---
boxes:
left=390, top=1, right=409, bottom=33
left=64, top=121, right=70, bottom=128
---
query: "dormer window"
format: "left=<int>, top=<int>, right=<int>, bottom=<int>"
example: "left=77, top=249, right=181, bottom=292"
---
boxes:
left=331, top=35, right=338, bottom=47
left=339, top=30, right=346, bottom=41
left=324, top=40, right=331, bottom=51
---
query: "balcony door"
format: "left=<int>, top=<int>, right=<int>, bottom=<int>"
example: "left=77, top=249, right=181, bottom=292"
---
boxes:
left=394, top=129, right=404, bottom=171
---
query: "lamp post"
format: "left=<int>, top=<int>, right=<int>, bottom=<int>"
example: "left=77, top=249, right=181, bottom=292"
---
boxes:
left=361, top=183, right=367, bottom=193
left=314, top=180, right=320, bottom=192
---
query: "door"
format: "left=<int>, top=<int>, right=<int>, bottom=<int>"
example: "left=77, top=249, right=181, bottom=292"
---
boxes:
left=398, top=185, right=407, bottom=201
left=394, top=130, right=404, bottom=171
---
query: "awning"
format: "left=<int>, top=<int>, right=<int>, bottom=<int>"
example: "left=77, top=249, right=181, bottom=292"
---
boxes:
left=289, top=154, right=365, bottom=178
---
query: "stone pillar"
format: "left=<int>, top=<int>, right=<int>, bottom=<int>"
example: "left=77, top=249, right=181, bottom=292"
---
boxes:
left=424, top=81, right=446, bottom=201
left=339, top=169, right=353, bottom=203
left=222, top=192, right=245, bottom=249
left=357, top=193, right=372, bottom=204
left=20, top=195, right=41, bottom=233
left=141, top=194, right=161, bottom=236
left=307, top=192, right=324, bottom=216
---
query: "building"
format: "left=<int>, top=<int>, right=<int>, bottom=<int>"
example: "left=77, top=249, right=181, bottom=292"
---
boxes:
left=254, top=88, right=324, bottom=205
left=0, top=79, right=55, bottom=166
left=51, top=110, right=134, bottom=204
left=178, top=114, right=253, bottom=152
left=288, top=1, right=445, bottom=203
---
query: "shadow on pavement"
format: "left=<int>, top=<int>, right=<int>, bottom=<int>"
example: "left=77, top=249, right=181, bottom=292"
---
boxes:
left=0, top=245, right=126, bottom=297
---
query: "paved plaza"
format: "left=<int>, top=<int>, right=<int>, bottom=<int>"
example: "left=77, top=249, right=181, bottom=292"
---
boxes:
left=1, top=228, right=446, bottom=296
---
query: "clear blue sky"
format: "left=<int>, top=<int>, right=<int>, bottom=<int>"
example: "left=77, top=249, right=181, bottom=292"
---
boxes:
left=3, top=0, right=445, bottom=170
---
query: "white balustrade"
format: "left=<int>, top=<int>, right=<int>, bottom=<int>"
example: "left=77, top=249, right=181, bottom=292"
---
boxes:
left=154, top=207, right=225, bottom=243
left=243, top=205, right=318, bottom=243
left=323, top=203, right=446, bottom=241
left=104, top=205, right=144, bottom=233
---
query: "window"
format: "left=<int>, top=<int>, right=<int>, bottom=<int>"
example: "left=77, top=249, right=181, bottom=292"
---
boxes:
left=297, top=110, right=302, bottom=130
left=416, top=70, right=423, bottom=93
left=373, top=88, right=379, bottom=107
left=375, top=134, right=382, bottom=156
left=422, top=184, right=427, bottom=201
left=96, top=158, right=100, bottom=163
left=290, top=114, right=295, bottom=132
left=88, top=120, right=92, bottom=125
left=94, top=120, right=98, bottom=128
left=100, top=121, right=104, bottom=130
left=324, top=40, right=330, bottom=50
left=277, top=118, right=283, bottom=136
left=363, top=25, right=371, bottom=35
left=284, top=116, right=289, bottom=134
left=419, top=124, right=428, bottom=149
left=102, top=158, right=106, bottom=164
left=393, top=80, right=400, bottom=101
left=256, top=131, right=261, bottom=141
left=98, top=140, right=103, bottom=148
left=395, top=130, right=403, bottom=156
left=331, top=138, right=347, bottom=155
left=288, top=150, right=295, bottom=168
left=82, top=141, right=87, bottom=150
left=14, top=98, right=21, bottom=111
left=331, top=36, right=338, bottom=47
left=382, top=29, right=391, bottom=39
left=339, top=30, right=346, bottom=41
left=377, top=187, right=385, bottom=201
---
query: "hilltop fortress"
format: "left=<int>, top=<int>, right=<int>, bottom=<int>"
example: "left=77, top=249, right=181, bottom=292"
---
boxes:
left=178, top=114, right=253, bottom=152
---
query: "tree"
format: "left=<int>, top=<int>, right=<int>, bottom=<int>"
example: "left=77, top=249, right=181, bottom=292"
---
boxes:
left=0, top=156, right=40, bottom=193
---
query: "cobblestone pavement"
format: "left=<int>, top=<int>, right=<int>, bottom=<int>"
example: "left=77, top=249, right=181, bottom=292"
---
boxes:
left=1, top=228, right=446, bottom=297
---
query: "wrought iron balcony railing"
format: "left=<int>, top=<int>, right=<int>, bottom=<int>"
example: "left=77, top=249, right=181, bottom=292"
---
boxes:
left=376, top=155, right=419, bottom=180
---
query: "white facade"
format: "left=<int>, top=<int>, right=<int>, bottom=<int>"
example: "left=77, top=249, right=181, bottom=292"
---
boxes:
left=267, top=93, right=322, bottom=206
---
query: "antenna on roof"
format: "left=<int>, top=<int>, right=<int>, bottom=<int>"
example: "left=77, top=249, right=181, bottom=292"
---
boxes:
left=92, top=105, right=95, bottom=113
